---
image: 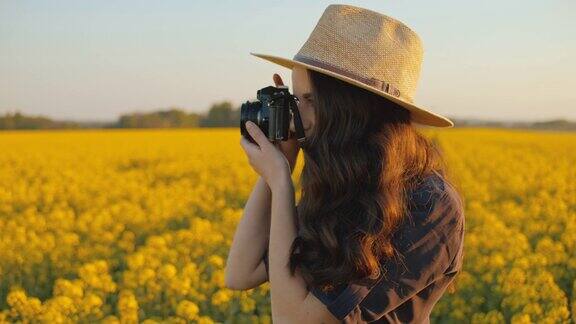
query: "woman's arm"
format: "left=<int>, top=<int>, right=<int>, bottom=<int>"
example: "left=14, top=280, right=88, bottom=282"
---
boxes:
left=224, top=176, right=271, bottom=290
left=268, top=171, right=339, bottom=324
left=237, top=122, right=335, bottom=322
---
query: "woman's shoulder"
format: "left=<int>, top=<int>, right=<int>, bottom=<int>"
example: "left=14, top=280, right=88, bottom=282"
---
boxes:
left=398, top=172, right=465, bottom=255
left=407, top=172, right=448, bottom=213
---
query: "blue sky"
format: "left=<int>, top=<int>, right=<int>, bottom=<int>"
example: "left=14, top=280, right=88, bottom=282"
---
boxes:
left=0, top=1, right=574, bottom=122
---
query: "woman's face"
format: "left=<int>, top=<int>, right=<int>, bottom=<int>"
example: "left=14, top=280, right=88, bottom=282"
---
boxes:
left=290, top=65, right=316, bottom=137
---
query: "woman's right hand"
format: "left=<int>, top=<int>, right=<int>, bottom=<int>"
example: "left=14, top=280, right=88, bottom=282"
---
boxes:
left=273, top=73, right=300, bottom=174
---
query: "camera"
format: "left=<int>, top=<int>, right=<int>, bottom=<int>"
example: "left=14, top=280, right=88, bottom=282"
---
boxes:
left=240, top=85, right=306, bottom=145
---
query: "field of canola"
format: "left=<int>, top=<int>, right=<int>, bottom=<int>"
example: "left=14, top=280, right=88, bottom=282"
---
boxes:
left=0, top=127, right=574, bottom=323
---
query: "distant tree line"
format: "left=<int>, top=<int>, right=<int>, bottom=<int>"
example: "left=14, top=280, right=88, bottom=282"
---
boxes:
left=0, top=112, right=82, bottom=130
left=531, top=119, right=576, bottom=131
left=1, top=103, right=575, bottom=131
left=114, top=109, right=202, bottom=128
left=0, top=101, right=242, bottom=130
left=449, top=118, right=576, bottom=131
left=112, top=102, right=240, bottom=128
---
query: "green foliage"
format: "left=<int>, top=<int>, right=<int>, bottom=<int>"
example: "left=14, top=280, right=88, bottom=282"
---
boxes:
left=198, top=102, right=240, bottom=127
left=0, top=111, right=81, bottom=129
left=114, top=108, right=202, bottom=128
left=1, top=101, right=242, bottom=130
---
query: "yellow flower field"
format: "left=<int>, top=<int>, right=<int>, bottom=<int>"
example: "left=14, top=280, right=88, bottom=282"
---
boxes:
left=0, top=128, right=574, bottom=323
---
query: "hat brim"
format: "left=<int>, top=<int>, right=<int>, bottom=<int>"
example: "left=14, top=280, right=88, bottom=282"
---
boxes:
left=250, top=52, right=454, bottom=128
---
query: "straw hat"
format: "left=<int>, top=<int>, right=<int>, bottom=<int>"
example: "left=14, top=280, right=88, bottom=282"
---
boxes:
left=250, top=4, right=454, bottom=128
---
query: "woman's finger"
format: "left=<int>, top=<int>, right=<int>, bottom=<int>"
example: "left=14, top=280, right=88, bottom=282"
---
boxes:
left=245, top=121, right=272, bottom=151
left=240, top=137, right=260, bottom=157
left=273, top=73, right=284, bottom=87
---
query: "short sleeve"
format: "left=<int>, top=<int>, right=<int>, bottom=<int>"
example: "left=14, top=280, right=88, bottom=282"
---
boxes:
left=309, top=175, right=465, bottom=323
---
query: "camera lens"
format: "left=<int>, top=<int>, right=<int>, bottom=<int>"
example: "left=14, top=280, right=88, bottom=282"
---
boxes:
left=240, top=100, right=269, bottom=143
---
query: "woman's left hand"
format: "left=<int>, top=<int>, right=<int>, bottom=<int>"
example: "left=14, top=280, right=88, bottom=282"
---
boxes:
left=240, top=121, right=292, bottom=191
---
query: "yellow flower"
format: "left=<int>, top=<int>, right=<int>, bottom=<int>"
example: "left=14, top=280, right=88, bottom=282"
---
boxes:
left=118, top=289, right=139, bottom=324
left=240, top=296, right=256, bottom=313
left=159, top=264, right=177, bottom=280
left=208, top=255, right=224, bottom=268
left=197, top=316, right=216, bottom=324
left=176, top=300, right=199, bottom=321
left=211, top=289, right=233, bottom=306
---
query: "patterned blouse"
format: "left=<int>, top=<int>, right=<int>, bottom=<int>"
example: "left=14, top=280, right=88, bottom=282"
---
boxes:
left=262, top=173, right=465, bottom=323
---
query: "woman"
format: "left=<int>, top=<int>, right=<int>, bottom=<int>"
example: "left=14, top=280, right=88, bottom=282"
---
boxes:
left=227, top=4, right=465, bottom=323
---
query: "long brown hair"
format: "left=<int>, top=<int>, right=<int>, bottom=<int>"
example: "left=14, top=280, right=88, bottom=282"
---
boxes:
left=288, top=68, right=463, bottom=292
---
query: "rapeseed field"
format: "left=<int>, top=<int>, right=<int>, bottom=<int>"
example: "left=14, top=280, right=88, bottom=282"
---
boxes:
left=0, top=128, right=574, bottom=323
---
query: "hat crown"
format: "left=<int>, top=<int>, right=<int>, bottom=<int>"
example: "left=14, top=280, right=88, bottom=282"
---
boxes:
left=294, top=4, right=424, bottom=103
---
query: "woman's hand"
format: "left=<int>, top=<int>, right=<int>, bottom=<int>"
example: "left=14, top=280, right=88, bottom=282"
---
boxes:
left=273, top=73, right=301, bottom=173
left=240, top=120, right=292, bottom=191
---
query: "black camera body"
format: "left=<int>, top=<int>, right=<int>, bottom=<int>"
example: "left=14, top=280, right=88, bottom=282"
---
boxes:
left=240, top=85, right=306, bottom=145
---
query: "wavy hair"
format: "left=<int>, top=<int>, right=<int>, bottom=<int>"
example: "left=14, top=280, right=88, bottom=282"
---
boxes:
left=287, top=68, right=462, bottom=292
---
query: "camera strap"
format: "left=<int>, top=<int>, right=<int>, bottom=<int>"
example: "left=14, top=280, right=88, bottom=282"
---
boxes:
left=288, top=95, right=306, bottom=143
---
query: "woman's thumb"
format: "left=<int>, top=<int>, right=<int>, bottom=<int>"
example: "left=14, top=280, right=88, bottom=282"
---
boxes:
left=273, top=73, right=284, bottom=86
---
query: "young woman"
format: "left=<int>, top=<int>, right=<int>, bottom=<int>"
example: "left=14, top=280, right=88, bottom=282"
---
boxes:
left=227, top=4, right=465, bottom=323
